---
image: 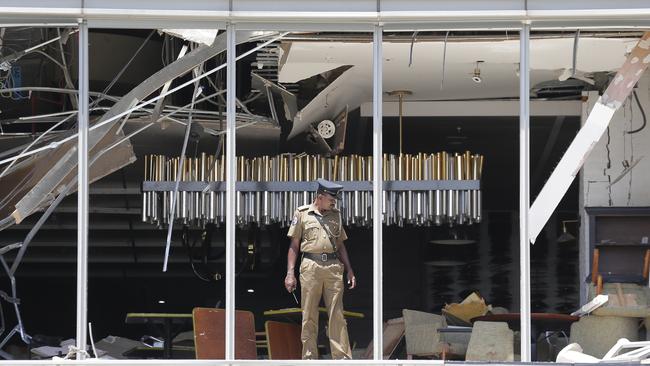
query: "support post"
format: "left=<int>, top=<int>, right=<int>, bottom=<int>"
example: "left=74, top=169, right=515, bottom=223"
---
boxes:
left=372, top=24, right=383, bottom=360
left=225, top=22, right=237, bottom=361
left=519, top=21, right=532, bottom=362
left=76, top=20, right=89, bottom=360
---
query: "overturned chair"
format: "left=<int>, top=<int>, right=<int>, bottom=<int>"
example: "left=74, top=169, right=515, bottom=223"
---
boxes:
left=557, top=339, right=650, bottom=363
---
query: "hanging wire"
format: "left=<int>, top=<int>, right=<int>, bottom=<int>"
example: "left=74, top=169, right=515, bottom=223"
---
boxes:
left=440, top=31, right=450, bottom=90
left=182, top=226, right=213, bottom=282
left=408, top=31, right=418, bottom=67
left=604, top=126, right=613, bottom=205
left=571, top=29, right=580, bottom=78
left=627, top=96, right=635, bottom=204
left=625, top=90, right=646, bottom=134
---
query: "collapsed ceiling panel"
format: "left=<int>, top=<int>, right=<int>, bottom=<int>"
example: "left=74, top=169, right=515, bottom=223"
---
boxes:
left=280, top=37, right=636, bottom=137
left=0, top=30, right=278, bottom=230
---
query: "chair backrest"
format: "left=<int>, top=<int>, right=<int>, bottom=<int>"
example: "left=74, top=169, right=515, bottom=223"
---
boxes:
left=362, top=317, right=405, bottom=359
left=192, top=307, right=257, bottom=359
left=592, top=244, right=650, bottom=293
left=595, top=244, right=650, bottom=278
left=265, top=321, right=302, bottom=360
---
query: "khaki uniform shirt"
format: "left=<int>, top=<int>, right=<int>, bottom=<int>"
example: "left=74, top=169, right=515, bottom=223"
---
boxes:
left=287, top=203, right=348, bottom=253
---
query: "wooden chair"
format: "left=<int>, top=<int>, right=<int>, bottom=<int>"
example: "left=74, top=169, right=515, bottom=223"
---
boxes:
left=192, top=308, right=257, bottom=359
left=265, top=321, right=302, bottom=360
left=591, top=244, right=650, bottom=294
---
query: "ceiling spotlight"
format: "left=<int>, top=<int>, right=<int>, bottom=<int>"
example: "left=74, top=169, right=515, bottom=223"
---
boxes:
left=317, top=119, right=336, bottom=139
left=557, top=219, right=579, bottom=243
left=429, top=226, right=476, bottom=245
left=472, top=61, right=484, bottom=84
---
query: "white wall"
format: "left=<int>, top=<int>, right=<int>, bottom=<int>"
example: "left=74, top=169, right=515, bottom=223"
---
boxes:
left=582, top=73, right=650, bottom=207
left=578, top=71, right=650, bottom=302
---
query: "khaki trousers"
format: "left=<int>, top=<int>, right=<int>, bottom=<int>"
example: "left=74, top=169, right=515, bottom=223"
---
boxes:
left=299, top=258, right=352, bottom=359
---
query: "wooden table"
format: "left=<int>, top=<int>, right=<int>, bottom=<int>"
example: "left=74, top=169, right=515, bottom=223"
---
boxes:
left=471, top=313, right=578, bottom=331
left=263, top=307, right=364, bottom=321
left=125, top=313, right=193, bottom=359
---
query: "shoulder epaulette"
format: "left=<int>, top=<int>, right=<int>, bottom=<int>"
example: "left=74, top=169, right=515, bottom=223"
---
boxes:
left=297, top=205, right=309, bottom=212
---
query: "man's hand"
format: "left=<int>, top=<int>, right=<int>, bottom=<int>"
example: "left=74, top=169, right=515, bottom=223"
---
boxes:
left=347, top=271, right=356, bottom=289
left=285, top=273, right=297, bottom=293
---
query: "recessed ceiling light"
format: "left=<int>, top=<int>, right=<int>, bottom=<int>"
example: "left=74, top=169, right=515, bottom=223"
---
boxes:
left=247, top=289, right=255, bottom=293
left=472, top=60, right=484, bottom=83
left=158, top=300, right=166, bottom=304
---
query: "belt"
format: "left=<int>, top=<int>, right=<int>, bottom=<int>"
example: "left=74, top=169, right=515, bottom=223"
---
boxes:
left=303, top=252, right=338, bottom=263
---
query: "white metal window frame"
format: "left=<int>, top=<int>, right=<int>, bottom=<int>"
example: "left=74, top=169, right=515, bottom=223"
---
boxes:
left=5, top=2, right=650, bottom=364
left=2, top=0, right=650, bottom=28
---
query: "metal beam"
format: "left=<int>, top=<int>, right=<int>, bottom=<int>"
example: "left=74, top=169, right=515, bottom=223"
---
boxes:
left=225, top=22, right=236, bottom=362
left=154, top=45, right=189, bottom=130
left=519, top=21, right=531, bottom=363
left=141, top=180, right=481, bottom=192
left=76, top=20, right=89, bottom=360
left=162, top=78, right=200, bottom=272
left=372, top=24, right=383, bottom=361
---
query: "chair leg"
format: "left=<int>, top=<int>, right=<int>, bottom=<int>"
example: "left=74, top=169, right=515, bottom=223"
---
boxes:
left=592, top=248, right=600, bottom=285
left=441, top=343, right=450, bottom=360
left=597, top=274, right=603, bottom=295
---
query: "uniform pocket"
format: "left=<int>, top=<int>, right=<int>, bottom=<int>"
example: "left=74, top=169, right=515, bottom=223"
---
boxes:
left=304, top=222, right=320, bottom=241
left=328, top=262, right=344, bottom=276
left=299, top=257, right=307, bottom=273
left=333, top=263, right=345, bottom=281
left=300, top=257, right=316, bottom=276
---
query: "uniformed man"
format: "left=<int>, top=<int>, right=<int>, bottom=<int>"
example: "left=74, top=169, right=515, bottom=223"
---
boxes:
left=284, top=178, right=356, bottom=360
